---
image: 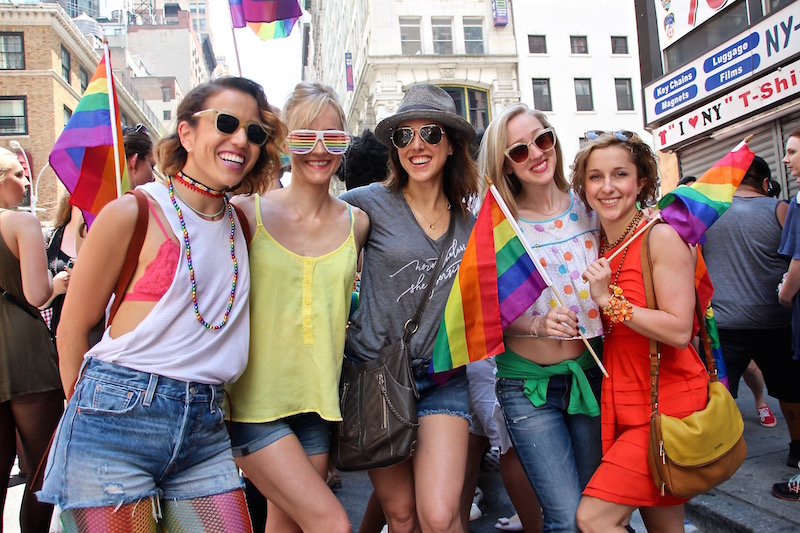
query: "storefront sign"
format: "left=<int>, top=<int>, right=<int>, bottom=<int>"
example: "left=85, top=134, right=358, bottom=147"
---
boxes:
left=644, top=3, right=800, bottom=126
left=492, top=0, right=508, bottom=27
left=652, top=57, right=800, bottom=150
left=654, top=0, right=732, bottom=52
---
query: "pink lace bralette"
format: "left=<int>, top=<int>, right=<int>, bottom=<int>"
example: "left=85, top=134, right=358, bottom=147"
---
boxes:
left=123, top=202, right=180, bottom=302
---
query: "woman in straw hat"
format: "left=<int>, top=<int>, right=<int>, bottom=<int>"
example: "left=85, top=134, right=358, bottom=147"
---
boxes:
left=341, top=83, right=479, bottom=533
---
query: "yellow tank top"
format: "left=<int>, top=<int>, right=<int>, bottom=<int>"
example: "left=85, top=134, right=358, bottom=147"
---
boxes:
left=226, top=195, right=357, bottom=422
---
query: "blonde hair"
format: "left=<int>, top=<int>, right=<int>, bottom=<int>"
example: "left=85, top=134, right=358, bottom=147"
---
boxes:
left=282, top=81, right=347, bottom=132
left=478, top=104, right=567, bottom=220
left=571, top=132, right=659, bottom=209
left=0, top=148, right=18, bottom=183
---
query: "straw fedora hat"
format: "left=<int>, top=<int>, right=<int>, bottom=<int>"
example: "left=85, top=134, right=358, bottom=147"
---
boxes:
left=375, top=84, right=476, bottom=147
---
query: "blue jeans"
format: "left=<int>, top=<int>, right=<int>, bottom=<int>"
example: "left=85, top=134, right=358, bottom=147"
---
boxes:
left=230, top=413, right=332, bottom=457
left=38, top=358, right=243, bottom=509
left=496, top=365, right=602, bottom=533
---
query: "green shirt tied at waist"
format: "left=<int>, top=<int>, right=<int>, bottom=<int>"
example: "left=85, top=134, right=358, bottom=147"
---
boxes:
left=495, top=339, right=602, bottom=417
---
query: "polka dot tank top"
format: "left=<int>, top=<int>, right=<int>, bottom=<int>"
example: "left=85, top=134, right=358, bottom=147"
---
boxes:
left=518, top=193, right=604, bottom=338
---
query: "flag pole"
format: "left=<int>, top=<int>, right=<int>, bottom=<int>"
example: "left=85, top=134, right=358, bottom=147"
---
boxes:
left=486, top=180, right=609, bottom=377
left=103, top=41, right=123, bottom=198
left=227, top=3, right=244, bottom=76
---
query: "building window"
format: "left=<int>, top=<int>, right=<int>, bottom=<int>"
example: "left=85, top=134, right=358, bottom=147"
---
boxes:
left=615, top=78, right=634, bottom=111
left=61, top=45, right=71, bottom=84
left=463, top=17, right=484, bottom=55
left=441, top=86, right=490, bottom=133
left=189, top=2, right=196, bottom=13
left=574, top=78, right=593, bottom=111
left=193, top=20, right=198, bottom=31
left=163, top=109, right=172, bottom=121
left=0, top=33, right=24, bottom=70
left=399, top=17, right=421, bottom=55
left=199, top=3, right=205, bottom=14
left=432, top=17, right=453, bottom=55
left=79, top=67, right=89, bottom=94
left=162, top=87, right=172, bottom=102
left=199, top=19, right=207, bottom=31
left=63, top=105, right=73, bottom=128
left=532, top=79, right=552, bottom=112
left=611, top=36, right=628, bottom=54
left=528, top=35, right=546, bottom=54
left=570, top=35, right=588, bottom=54
left=0, top=97, right=27, bottom=135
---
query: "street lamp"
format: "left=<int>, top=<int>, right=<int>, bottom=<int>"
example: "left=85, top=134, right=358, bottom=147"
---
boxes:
left=9, top=140, right=48, bottom=214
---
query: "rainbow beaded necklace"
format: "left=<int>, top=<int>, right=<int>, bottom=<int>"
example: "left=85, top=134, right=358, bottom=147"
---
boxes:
left=168, top=175, right=238, bottom=330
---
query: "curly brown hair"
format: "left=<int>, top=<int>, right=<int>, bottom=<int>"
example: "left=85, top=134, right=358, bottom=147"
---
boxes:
left=571, top=132, right=659, bottom=209
left=156, top=77, right=286, bottom=195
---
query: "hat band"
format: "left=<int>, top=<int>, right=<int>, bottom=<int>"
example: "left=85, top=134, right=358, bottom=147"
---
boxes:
left=398, top=103, right=450, bottom=113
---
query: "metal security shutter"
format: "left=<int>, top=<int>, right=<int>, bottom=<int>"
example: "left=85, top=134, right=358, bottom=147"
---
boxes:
left=781, top=111, right=800, bottom=198
left=678, top=123, right=782, bottom=194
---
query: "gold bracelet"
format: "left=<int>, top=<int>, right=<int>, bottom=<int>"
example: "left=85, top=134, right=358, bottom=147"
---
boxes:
left=528, top=316, right=537, bottom=337
left=602, top=284, right=634, bottom=324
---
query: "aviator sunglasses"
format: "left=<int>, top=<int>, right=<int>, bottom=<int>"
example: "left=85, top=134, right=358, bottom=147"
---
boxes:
left=287, top=130, right=352, bottom=155
left=192, top=109, right=270, bottom=146
left=585, top=130, right=637, bottom=142
left=504, top=127, right=557, bottom=164
left=391, top=124, right=445, bottom=149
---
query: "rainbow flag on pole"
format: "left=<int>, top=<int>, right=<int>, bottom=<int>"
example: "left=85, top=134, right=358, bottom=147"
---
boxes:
left=228, top=0, right=301, bottom=27
left=431, top=188, right=548, bottom=372
left=247, top=16, right=299, bottom=40
left=49, top=44, right=128, bottom=228
left=657, top=140, right=755, bottom=245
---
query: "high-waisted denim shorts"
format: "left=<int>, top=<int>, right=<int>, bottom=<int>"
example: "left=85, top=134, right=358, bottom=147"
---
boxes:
left=37, top=358, right=243, bottom=509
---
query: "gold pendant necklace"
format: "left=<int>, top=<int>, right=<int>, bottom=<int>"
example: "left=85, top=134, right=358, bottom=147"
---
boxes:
left=405, top=192, right=451, bottom=229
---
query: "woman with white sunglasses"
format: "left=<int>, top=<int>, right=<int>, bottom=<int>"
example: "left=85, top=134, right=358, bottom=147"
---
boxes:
left=477, top=103, right=605, bottom=532
left=227, top=81, right=369, bottom=533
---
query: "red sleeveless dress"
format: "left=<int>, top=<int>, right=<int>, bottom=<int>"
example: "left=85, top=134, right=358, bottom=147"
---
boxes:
left=583, top=230, right=709, bottom=507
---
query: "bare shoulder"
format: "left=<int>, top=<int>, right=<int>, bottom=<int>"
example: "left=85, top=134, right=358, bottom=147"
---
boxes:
left=3, top=209, right=43, bottom=236
left=649, top=222, right=692, bottom=265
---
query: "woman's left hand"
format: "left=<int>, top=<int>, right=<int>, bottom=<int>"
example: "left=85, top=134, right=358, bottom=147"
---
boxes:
left=583, top=258, right=613, bottom=308
left=538, top=307, right=579, bottom=338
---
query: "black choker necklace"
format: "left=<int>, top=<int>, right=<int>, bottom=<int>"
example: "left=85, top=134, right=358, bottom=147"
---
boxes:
left=176, top=171, right=226, bottom=198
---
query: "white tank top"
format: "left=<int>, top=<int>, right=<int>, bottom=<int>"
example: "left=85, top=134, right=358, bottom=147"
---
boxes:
left=86, top=181, right=250, bottom=384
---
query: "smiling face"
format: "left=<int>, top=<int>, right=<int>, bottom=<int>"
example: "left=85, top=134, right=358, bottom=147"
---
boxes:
left=0, top=157, right=28, bottom=208
left=289, top=103, right=345, bottom=186
left=502, top=113, right=556, bottom=187
left=784, top=135, right=800, bottom=182
left=582, top=145, right=645, bottom=227
left=396, top=118, right=451, bottom=186
left=179, top=88, right=262, bottom=189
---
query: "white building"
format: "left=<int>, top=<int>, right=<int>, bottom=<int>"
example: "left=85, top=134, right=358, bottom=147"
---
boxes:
left=308, top=0, right=520, bottom=137
left=511, top=0, right=650, bottom=163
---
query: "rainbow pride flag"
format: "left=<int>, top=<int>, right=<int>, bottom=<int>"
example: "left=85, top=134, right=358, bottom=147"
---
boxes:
left=229, top=0, right=301, bottom=27
left=49, top=45, right=128, bottom=227
left=658, top=141, right=755, bottom=245
left=431, top=189, right=548, bottom=372
left=247, top=16, right=299, bottom=40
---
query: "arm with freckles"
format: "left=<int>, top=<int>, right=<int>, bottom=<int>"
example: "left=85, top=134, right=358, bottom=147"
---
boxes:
left=56, top=196, right=139, bottom=400
left=584, top=224, right=696, bottom=348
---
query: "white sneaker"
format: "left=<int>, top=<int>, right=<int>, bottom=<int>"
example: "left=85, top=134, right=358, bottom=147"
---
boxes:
left=469, top=502, right=482, bottom=522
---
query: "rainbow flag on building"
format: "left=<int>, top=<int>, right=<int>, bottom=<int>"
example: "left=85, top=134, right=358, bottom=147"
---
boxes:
left=228, top=0, right=301, bottom=27
left=658, top=140, right=755, bottom=245
left=431, top=189, right=548, bottom=372
left=49, top=44, right=128, bottom=227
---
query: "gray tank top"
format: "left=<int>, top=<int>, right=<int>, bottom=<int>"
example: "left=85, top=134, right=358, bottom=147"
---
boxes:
left=702, top=196, right=791, bottom=329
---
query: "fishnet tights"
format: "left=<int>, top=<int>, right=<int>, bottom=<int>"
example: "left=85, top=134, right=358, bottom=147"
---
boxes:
left=59, top=490, right=252, bottom=533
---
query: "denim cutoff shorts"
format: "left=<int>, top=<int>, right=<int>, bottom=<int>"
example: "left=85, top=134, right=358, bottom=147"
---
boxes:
left=413, top=364, right=470, bottom=420
left=229, top=412, right=332, bottom=457
left=37, top=358, right=243, bottom=509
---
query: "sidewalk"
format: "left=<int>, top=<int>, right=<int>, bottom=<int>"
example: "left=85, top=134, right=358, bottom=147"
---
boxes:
left=684, top=381, right=800, bottom=533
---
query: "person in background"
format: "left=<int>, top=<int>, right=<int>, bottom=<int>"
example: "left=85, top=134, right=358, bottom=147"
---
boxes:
left=575, top=131, right=709, bottom=532
left=341, top=83, right=479, bottom=533
left=337, top=129, right=390, bottom=189
left=227, top=81, right=368, bottom=533
left=479, top=104, right=602, bottom=532
left=38, top=76, right=284, bottom=531
left=0, top=148, right=62, bottom=533
left=40, top=193, right=80, bottom=336
left=123, top=123, right=156, bottom=187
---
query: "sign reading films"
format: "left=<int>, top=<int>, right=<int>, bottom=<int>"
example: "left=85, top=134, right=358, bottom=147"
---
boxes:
left=644, top=3, right=800, bottom=126
left=652, top=57, right=800, bottom=150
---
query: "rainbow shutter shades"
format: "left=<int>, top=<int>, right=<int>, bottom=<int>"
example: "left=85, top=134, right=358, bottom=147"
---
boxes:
left=49, top=45, right=128, bottom=227
left=658, top=141, right=755, bottom=245
left=432, top=191, right=547, bottom=372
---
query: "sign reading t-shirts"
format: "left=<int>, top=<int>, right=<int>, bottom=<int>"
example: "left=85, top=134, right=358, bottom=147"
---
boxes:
left=644, top=3, right=800, bottom=126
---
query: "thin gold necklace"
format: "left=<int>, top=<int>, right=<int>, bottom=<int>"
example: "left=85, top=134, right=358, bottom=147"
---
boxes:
left=523, top=187, right=560, bottom=218
left=405, top=192, right=451, bottom=230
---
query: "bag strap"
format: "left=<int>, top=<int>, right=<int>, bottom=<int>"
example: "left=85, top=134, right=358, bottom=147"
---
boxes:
left=641, top=224, right=716, bottom=414
left=232, top=203, right=250, bottom=248
left=402, top=212, right=456, bottom=343
left=107, top=189, right=149, bottom=327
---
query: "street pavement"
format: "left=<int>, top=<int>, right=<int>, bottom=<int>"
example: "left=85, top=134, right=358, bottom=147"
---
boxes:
left=4, top=378, right=799, bottom=532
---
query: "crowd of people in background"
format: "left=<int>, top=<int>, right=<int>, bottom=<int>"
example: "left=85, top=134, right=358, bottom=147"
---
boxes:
left=2, top=77, right=800, bottom=533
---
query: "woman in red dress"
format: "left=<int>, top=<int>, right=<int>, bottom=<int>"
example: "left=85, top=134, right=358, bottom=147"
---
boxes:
left=572, top=131, right=709, bottom=532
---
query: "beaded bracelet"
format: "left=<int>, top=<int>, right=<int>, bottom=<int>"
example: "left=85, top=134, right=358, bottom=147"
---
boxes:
left=602, top=284, right=634, bottom=324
